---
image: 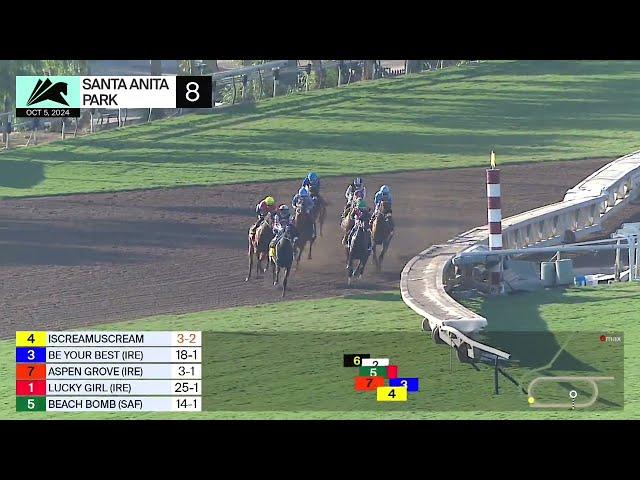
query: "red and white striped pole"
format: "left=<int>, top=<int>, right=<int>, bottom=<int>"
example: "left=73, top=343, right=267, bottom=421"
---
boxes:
left=487, top=151, right=503, bottom=289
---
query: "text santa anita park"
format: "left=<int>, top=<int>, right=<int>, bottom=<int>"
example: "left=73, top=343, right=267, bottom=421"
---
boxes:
left=82, top=78, right=170, bottom=90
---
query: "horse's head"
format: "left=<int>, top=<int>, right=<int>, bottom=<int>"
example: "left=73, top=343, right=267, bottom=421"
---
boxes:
left=295, top=205, right=311, bottom=220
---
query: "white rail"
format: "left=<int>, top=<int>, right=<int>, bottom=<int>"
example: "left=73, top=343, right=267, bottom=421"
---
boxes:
left=401, top=151, right=640, bottom=358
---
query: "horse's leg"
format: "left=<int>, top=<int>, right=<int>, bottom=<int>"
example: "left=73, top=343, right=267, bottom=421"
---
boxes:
left=256, top=253, right=262, bottom=278
left=379, top=240, right=389, bottom=272
left=319, top=207, right=326, bottom=237
left=307, top=237, right=314, bottom=260
left=296, top=240, right=305, bottom=268
left=272, top=258, right=277, bottom=285
left=346, top=248, right=355, bottom=285
left=371, top=243, right=379, bottom=272
left=282, top=267, right=290, bottom=298
left=379, top=233, right=393, bottom=272
left=246, top=245, right=254, bottom=281
left=274, top=265, right=281, bottom=286
left=359, top=254, right=369, bottom=278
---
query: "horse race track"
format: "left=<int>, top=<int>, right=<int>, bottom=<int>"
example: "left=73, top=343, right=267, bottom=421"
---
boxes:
left=0, top=158, right=612, bottom=338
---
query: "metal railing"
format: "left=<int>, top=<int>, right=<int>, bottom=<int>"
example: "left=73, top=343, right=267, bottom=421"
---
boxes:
left=401, top=151, right=640, bottom=360
left=1, top=60, right=476, bottom=151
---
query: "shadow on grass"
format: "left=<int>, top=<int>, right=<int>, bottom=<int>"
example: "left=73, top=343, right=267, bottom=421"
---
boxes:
left=345, top=292, right=401, bottom=302
left=0, top=160, right=44, bottom=189
left=471, top=289, right=630, bottom=371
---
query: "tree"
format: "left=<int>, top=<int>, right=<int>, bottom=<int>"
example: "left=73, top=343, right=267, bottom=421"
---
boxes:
left=362, top=60, right=377, bottom=80
left=310, top=60, right=325, bottom=88
left=178, top=60, right=195, bottom=75
left=405, top=60, right=422, bottom=74
left=1, top=60, right=89, bottom=113
left=204, top=60, right=219, bottom=73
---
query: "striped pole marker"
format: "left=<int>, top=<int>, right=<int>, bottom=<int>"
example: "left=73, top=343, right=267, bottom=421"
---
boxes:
left=487, top=151, right=503, bottom=288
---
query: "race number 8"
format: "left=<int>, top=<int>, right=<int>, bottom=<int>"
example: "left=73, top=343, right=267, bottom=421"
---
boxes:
left=185, top=82, right=200, bottom=103
left=176, top=76, right=212, bottom=108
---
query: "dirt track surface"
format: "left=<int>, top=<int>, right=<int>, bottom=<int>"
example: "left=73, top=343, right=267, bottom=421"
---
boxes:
left=0, top=158, right=614, bottom=337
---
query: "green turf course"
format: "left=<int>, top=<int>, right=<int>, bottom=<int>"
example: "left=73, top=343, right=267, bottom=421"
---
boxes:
left=3, top=61, right=640, bottom=198
left=1, top=284, right=638, bottom=419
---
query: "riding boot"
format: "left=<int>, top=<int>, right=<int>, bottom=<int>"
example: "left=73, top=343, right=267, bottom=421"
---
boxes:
left=312, top=222, right=317, bottom=239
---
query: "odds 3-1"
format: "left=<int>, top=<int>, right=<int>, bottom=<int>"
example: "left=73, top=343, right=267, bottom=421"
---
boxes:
left=83, top=93, right=118, bottom=106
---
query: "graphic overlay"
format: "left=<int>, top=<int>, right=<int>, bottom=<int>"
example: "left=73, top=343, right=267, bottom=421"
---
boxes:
left=16, top=76, right=213, bottom=117
left=15, top=76, right=80, bottom=118
left=377, top=386, right=408, bottom=402
left=198, top=331, right=622, bottom=411
left=389, top=378, right=420, bottom=393
left=343, top=353, right=370, bottom=367
left=15, top=331, right=202, bottom=412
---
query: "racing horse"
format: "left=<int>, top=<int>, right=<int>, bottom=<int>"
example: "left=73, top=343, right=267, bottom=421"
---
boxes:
left=293, top=204, right=315, bottom=266
left=346, top=219, right=371, bottom=285
left=311, top=194, right=327, bottom=237
left=370, top=201, right=394, bottom=273
left=246, top=213, right=274, bottom=281
left=340, top=205, right=356, bottom=246
left=270, top=225, right=296, bottom=297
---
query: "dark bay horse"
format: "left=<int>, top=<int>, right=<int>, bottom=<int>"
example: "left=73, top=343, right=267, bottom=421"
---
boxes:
left=293, top=205, right=315, bottom=266
left=270, top=226, right=296, bottom=297
left=370, top=201, right=394, bottom=272
left=346, top=221, right=371, bottom=285
left=246, top=213, right=273, bottom=281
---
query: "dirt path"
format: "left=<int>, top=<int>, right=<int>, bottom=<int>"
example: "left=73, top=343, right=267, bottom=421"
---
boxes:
left=0, top=158, right=613, bottom=337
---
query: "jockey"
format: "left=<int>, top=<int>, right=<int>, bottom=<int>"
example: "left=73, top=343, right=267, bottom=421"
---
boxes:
left=251, top=196, right=277, bottom=236
left=302, top=172, right=321, bottom=197
left=291, top=187, right=315, bottom=214
left=255, top=196, right=277, bottom=221
left=291, top=187, right=316, bottom=238
left=271, top=204, right=298, bottom=248
left=345, top=177, right=366, bottom=206
left=346, top=199, right=372, bottom=251
left=373, top=185, right=392, bottom=215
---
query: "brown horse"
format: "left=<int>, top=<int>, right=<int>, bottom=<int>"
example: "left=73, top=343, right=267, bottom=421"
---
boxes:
left=340, top=206, right=355, bottom=247
left=246, top=213, right=274, bottom=281
left=370, top=201, right=394, bottom=272
left=309, top=194, right=327, bottom=237
left=293, top=205, right=315, bottom=266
